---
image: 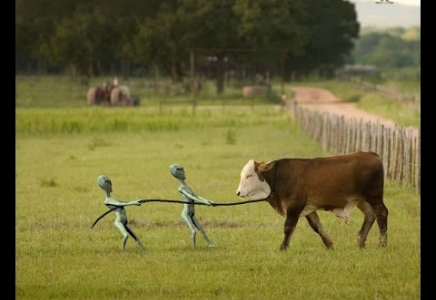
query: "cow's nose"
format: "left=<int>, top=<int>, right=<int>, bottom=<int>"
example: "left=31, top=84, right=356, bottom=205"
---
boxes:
left=236, top=191, right=240, bottom=196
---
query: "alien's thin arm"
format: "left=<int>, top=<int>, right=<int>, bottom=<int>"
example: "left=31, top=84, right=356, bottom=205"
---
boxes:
left=104, top=197, right=141, bottom=207
left=198, top=196, right=213, bottom=202
left=179, top=190, right=212, bottom=205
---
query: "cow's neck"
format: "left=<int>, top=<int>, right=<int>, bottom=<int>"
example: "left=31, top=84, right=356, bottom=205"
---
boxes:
left=264, top=160, right=287, bottom=216
left=263, top=161, right=278, bottom=198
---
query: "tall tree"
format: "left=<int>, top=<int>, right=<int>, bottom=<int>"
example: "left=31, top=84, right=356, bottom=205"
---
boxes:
left=102, top=0, right=159, bottom=78
left=134, top=1, right=188, bottom=83
left=177, top=0, right=308, bottom=93
left=178, top=0, right=242, bottom=93
left=50, top=5, right=113, bottom=76
left=286, top=0, right=359, bottom=79
left=17, top=0, right=360, bottom=83
left=16, top=0, right=80, bottom=73
left=352, top=32, right=420, bottom=68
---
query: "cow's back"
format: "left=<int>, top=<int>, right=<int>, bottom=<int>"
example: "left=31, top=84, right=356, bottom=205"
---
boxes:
left=276, top=151, right=384, bottom=211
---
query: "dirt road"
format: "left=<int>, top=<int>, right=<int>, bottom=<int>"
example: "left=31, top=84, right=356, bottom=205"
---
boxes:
left=289, top=86, right=398, bottom=128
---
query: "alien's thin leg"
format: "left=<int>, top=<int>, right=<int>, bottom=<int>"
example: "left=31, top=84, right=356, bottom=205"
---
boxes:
left=181, top=212, right=197, bottom=249
left=192, top=216, right=214, bottom=247
left=125, top=223, right=146, bottom=250
left=114, top=220, right=129, bottom=250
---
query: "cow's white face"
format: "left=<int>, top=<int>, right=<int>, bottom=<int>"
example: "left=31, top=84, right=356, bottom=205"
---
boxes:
left=236, top=159, right=271, bottom=200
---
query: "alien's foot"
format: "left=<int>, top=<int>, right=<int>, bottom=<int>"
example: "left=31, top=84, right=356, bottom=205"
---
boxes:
left=137, top=241, right=146, bottom=250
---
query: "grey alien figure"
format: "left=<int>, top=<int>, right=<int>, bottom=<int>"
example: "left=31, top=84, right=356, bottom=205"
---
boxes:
left=170, top=164, right=215, bottom=249
left=97, top=175, right=146, bottom=250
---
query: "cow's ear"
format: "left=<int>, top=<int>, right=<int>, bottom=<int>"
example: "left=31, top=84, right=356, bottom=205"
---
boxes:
left=258, top=160, right=275, bottom=172
left=254, top=161, right=263, bottom=173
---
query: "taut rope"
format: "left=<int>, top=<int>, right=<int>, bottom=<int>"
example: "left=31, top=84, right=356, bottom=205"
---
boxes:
left=91, top=198, right=267, bottom=229
left=91, top=160, right=279, bottom=229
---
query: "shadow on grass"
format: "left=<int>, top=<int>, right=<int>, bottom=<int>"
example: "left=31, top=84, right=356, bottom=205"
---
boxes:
left=346, top=95, right=361, bottom=103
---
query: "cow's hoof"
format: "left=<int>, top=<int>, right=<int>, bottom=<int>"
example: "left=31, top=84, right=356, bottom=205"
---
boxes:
left=379, top=237, right=388, bottom=247
left=279, top=245, right=288, bottom=251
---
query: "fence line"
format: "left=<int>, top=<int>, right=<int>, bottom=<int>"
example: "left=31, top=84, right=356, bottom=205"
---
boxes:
left=292, top=105, right=421, bottom=194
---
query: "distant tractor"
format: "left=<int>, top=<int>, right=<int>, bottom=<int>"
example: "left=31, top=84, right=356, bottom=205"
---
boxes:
left=87, top=78, right=140, bottom=106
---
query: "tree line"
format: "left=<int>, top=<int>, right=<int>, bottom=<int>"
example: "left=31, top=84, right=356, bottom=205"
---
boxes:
left=16, top=0, right=359, bottom=89
left=348, top=26, right=420, bottom=69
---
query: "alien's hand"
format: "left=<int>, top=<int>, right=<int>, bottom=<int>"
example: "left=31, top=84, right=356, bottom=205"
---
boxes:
left=206, top=200, right=214, bottom=206
left=135, top=200, right=142, bottom=206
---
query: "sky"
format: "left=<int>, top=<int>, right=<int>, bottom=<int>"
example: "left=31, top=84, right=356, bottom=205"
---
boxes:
left=349, top=0, right=420, bottom=6
left=396, top=0, right=420, bottom=5
left=348, top=0, right=421, bottom=28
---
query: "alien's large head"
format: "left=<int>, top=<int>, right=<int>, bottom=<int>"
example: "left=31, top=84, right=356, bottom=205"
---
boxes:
left=97, top=175, right=112, bottom=192
left=169, top=164, right=186, bottom=180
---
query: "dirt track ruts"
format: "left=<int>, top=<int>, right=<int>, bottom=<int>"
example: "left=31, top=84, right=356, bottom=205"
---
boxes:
left=289, top=86, right=418, bottom=137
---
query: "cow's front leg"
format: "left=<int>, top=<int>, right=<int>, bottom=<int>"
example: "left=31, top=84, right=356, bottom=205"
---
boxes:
left=280, top=208, right=301, bottom=251
left=306, top=212, right=333, bottom=249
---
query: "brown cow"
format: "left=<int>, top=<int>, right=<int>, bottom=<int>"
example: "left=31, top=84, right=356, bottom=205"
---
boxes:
left=236, top=151, right=388, bottom=251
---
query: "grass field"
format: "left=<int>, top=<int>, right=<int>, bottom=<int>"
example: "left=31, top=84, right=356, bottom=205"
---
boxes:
left=15, top=75, right=420, bottom=128
left=16, top=104, right=420, bottom=300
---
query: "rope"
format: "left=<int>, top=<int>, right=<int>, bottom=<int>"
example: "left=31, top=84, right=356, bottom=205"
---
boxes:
left=91, top=206, right=118, bottom=229
left=92, top=161, right=279, bottom=229
left=211, top=199, right=266, bottom=206
left=91, top=198, right=267, bottom=229
left=137, top=198, right=266, bottom=206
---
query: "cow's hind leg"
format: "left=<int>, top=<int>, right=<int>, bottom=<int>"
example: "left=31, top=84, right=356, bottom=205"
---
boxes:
left=356, top=201, right=376, bottom=248
left=372, top=202, right=388, bottom=247
left=363, top=171, right=388, bottom=247
left=306, top=212, right=334, bottom=249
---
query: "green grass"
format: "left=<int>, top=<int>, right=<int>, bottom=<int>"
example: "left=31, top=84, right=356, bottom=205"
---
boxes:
left=355, top=93, right=420, bottom=127
left=381, top=80, right=420, bottom=95
left=16, top=106, right=286, bottom=135
left=380, top=68, right=421, bottom=94
left=16, top=75, right=419, bottom=127
left=16, top=75, right=91, bottom=108
left=16, top=107, right=420, bottom=300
